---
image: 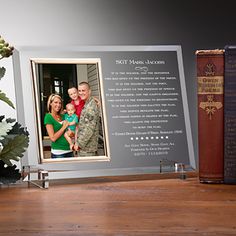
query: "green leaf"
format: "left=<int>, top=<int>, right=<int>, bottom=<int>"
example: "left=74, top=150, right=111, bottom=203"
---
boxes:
left=0, top=90, right=15, bottom=109
left=0, top=120, right=14, bottom=140
left=0, top=160, right=21, bottom=184
left=0, top=135, right=29, bottom=166
left=0, top=67, right=6, bottom=80
left=9, top=121, right=29, bottom=136
left=6, top=118, right=16, bottom=123
left=0, top=115, right=5, bottom=122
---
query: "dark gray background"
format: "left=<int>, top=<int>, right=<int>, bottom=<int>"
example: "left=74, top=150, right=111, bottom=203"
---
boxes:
left=1, top=0, right=234, bottom=170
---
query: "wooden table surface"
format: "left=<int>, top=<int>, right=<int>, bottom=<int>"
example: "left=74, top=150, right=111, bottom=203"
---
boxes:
left=1, top=174, right=236, bottom=236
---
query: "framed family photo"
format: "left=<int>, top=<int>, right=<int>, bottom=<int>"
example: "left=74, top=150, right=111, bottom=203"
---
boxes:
left=30, top=58, right=110, bottom=164
left=13, top=45, right=195, bottom=178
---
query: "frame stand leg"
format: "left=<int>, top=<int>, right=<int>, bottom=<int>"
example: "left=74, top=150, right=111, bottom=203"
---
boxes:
left=175, top=163, right=187, bottom=180
left=22, top=165, right=49, bottom=189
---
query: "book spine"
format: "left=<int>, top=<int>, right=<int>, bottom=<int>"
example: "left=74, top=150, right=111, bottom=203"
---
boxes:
left=196, top=50, right=224, bottom=183
left=224, top=46, right=236, bottom=184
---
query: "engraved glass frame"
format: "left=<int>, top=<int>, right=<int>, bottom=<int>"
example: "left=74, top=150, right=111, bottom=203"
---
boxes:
left=13, top=45, right=195, bottom=177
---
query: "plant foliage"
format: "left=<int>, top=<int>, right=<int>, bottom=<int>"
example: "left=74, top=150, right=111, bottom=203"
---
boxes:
left=0, top=90, right=15, bottom=109
left=0, top=35, right=29, bottom=184
left=0, top=67, right=6, bottom=79
left=0, top=134, right=29, bottom=166
left=0, top=118, right=15, bottom=140
left=0, top=160, right=21, bottom=184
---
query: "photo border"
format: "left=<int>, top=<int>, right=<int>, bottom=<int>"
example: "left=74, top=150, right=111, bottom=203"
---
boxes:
left=30, top=58, right=111, bottom=164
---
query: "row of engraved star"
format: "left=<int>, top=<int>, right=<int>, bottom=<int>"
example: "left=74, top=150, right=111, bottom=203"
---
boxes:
left=130, top=136, right=169, bottom=140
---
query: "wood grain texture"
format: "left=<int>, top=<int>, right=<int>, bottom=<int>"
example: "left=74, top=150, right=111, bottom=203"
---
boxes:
left=1, top=174, right=236, bottom=235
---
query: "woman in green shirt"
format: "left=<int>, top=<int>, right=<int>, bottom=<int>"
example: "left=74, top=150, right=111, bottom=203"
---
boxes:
left=44, top=94, right=74, bottom=158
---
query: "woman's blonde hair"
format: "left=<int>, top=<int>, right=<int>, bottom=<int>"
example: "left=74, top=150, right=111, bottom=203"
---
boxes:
left=47, top=94, right=63, bottom=113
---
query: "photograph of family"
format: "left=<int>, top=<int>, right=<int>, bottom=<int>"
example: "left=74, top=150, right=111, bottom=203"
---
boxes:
left=31, top=60, right=108, bottom=162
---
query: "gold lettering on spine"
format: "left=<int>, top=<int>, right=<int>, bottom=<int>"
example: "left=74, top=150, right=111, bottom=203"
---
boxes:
left=198, top=75, right=223, bottom=120
left=198, top=76, right=224, bottom=94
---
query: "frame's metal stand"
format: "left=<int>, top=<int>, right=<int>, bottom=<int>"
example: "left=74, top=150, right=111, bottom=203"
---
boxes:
left=174, top=162, right=187, bottom=180
left=159, top=159, right=176, bottom=173
left=160, top=159, right=187, bottom=180
left=22, top=165, right=49, bottom=189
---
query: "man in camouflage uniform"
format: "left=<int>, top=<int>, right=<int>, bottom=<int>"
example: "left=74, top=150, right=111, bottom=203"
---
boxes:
left=75, top=82, right=100, bottom=156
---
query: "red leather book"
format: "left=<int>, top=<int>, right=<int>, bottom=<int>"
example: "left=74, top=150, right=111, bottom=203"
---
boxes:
left=196, top=49, right=224, bottom=183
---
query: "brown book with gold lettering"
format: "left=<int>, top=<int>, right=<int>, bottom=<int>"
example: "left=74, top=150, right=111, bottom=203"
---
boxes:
left=196, top=49, right=224, bottom=183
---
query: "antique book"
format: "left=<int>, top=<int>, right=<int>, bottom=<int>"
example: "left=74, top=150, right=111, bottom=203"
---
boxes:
left=196, top=49, right=224, bottom=183
left=224, top=46, right=236, bottom=184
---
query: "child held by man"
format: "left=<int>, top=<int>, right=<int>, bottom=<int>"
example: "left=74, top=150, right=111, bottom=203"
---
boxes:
left=68, top=87, right=85, bottom=118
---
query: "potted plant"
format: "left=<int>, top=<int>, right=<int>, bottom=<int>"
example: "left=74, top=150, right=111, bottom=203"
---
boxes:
left=0, top=36, right=29, bottom=185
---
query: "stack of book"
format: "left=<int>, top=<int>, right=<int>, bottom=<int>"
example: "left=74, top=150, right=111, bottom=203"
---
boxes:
left=196, top=46, right=236, bottom=184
